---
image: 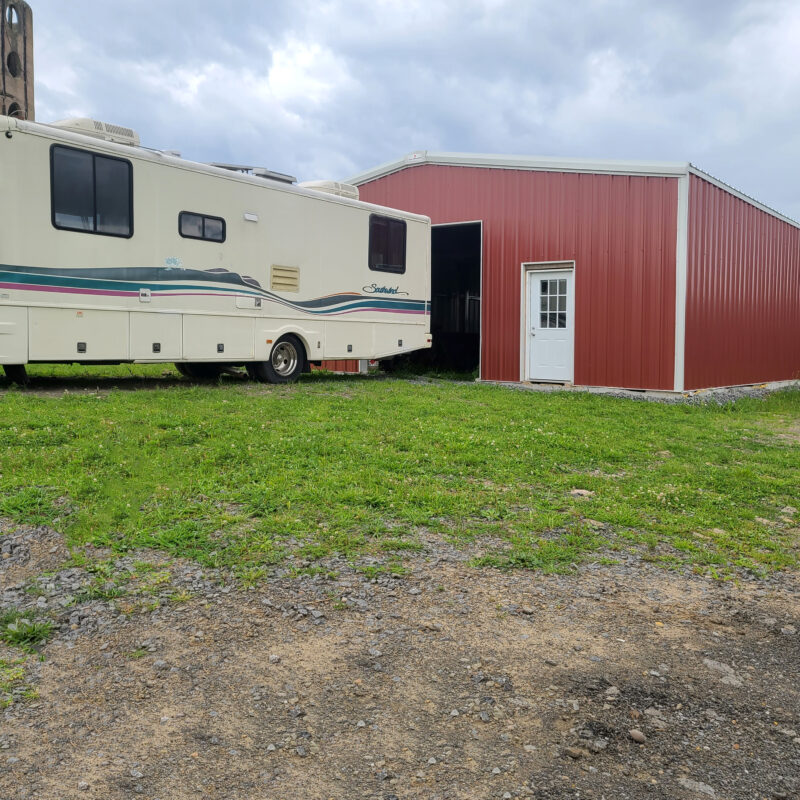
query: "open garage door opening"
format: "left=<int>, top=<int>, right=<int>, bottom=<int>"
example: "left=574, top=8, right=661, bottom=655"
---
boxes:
left=383, top=221, right=482, bottom=374
left=430, top=222, right=481, bottom=372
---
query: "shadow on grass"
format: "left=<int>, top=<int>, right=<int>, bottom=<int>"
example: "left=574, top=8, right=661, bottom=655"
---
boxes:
left=1, top=366, right=385, bottom=394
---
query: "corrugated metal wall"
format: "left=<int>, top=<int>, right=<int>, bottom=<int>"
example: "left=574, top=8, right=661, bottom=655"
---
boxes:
left=317, top=360, right=360, bottom=373
left=360, top=165, right=678, bottom=389
left=685, top=175, right=800, bottom=389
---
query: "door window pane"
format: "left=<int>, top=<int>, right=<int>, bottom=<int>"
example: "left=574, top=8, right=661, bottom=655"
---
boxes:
left=533, top=272, right=571, bottom=330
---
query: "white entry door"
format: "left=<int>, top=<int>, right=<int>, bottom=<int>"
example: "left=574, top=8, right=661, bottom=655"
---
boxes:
left=526, top=268, right=574, bottom=382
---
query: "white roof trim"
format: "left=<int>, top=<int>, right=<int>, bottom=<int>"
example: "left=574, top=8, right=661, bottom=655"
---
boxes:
left=687, top=165, right=800, bottom=229
left=347, top=150, right=691, bottom=184
left=347, top=150, right=800, bottom=229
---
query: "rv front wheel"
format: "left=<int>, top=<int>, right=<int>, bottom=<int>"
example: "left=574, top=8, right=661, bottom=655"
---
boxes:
left=247, top=335, right=305, bottom=383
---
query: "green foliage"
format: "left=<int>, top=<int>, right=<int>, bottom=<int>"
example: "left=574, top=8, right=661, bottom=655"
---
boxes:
left=0, top=610, right=53, bottom=650
left=0, top=657, right=28, bottom=708
left=1, top=364, right=799, bottom=578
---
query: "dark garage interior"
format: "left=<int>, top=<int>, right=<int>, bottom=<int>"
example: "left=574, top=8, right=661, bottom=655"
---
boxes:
left=390, top=222, right=481, bottom=373
left=431, top=222, right=481, bottom=371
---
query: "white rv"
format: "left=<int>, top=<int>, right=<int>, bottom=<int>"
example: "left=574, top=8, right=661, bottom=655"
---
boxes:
left=0, top=115, right=431, bottom=384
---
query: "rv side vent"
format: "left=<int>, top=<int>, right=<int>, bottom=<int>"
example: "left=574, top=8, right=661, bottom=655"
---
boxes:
left=49, top=117, right=141, bottom=147
left=298, top=180, right=360, bottom=201
left=270, top=265, right=300, bottom=293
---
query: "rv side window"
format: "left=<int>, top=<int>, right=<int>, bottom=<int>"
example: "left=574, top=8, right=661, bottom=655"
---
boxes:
left=179, top=212, right=226, bottom=243
left=51, top=145, right=133, bottom=238
left=369, top=214, right=406, bottom=274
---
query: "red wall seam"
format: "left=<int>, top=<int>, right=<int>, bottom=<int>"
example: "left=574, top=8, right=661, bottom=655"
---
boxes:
left=359, top=165, right=678, bottom=389
left=685, top=175, right=800, bottom=389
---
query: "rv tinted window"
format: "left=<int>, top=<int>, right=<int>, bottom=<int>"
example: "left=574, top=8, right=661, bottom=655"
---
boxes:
left=179, top=212, right=226, bottom=243
left=51, top=146, right=132, bottom=238
left=369, top=215, right=406, bottom=274
left=95, top=157, right=132, bottom=235
left=52, top=148, right=94, bottom=231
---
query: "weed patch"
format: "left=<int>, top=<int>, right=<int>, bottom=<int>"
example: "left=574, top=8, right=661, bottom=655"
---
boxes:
left=0, top=610, right=53, bottom=650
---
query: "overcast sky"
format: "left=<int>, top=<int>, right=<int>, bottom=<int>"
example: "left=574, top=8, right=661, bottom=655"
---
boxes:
left=30, top=0, right=800, bottom=219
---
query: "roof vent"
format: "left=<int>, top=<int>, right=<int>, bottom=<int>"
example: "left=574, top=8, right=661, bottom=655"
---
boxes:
left=48, top=118, right=141, bottom=147
left=299, top=180, right=360, bottom=200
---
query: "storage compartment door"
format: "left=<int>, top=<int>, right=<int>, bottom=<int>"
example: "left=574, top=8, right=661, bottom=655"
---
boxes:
left=183, top=315, right=255, bottom=360
left=323, top=321, right=371, bottom=359
left=0, top=306, right=29, bottom=364
left=29, top=308, right=130, bottom=361
left=130, top=312, right=182, bottom=360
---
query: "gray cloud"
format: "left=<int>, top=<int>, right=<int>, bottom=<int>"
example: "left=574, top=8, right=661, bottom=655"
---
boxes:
left=30, top=0, right=800, bottom=219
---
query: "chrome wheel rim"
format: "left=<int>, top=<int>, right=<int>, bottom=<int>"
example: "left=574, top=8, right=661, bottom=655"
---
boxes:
left=271, top=341, right=298, bottom=376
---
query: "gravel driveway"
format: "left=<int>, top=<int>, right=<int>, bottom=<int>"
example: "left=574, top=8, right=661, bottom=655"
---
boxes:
left=1, top=522, right=799, bottom=800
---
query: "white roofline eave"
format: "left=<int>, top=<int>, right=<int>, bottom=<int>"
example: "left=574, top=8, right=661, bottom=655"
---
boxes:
left=346, top=150, right=691, bottom=185
left=687, top=164, right=800, bottom=229
left=347, top=151, right=800, bottom=229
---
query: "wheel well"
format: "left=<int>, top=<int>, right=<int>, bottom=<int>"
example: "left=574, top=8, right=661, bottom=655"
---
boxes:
left=277, top=332, right=312, bottom=364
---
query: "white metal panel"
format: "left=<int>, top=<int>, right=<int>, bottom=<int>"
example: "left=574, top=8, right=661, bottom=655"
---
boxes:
left=0, top=306, right=28, bottom=363
left=182, top=315, right=254, bottom=360
left=130, top=312, right=182, bottom=360
left=673, top=175, right=690, bottom=392
left=29, top=308, right=129, bottom=361
left=323, top=321, right=368, bottom=359
left=10, top=118, right=431, bottom=223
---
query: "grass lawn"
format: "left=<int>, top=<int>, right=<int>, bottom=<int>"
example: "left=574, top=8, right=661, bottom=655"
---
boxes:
left=1, top=365, right=798, bottom=579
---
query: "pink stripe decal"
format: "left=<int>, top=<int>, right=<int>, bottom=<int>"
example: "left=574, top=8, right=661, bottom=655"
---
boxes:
left=0, top=282, right=136, bottom=297
left=323, top=307, right=427, bottom=316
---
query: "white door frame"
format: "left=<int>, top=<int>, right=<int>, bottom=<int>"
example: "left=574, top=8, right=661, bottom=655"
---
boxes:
left=520, top=261, right=576, bottom=382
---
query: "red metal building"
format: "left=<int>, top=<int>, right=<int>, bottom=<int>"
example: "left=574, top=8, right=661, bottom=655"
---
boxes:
left=349, top=152, right=800, bottom=392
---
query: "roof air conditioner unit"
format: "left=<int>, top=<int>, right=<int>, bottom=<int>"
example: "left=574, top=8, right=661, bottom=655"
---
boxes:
left=48, top=118, right=141, bottom=147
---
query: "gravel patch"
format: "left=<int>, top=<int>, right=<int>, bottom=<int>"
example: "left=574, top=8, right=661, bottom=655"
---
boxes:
left=1, top=522, right=799, bottom=799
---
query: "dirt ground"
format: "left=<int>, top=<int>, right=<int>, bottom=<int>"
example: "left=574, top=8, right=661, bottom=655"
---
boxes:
left=1, top=521, right=799, bottom=800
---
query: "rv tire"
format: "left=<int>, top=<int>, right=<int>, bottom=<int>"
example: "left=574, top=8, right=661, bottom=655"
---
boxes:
left=3, top=364, right=29, bottom=386
left=175, top=362, right=225, bottom=380
left=247, top=334, right=305, bottom=383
